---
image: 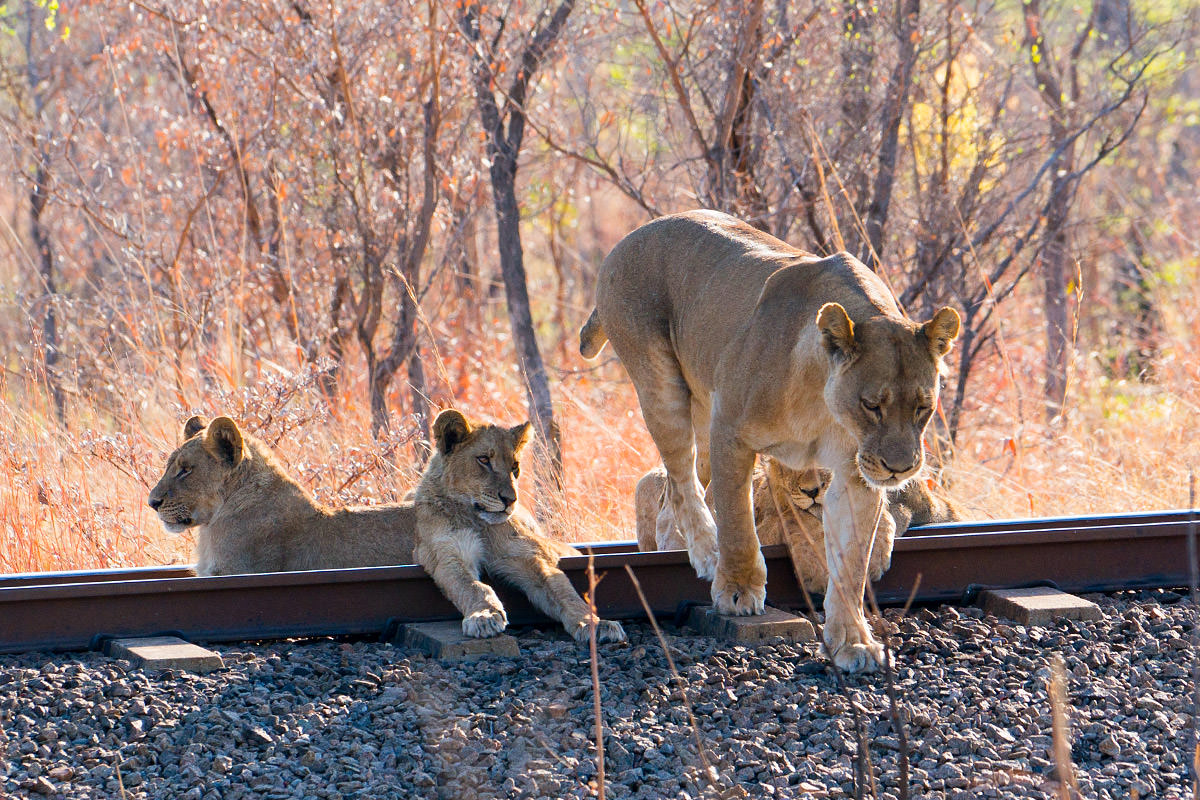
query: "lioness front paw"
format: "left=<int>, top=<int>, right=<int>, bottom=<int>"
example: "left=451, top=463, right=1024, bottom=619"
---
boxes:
left=711, top=572, right=766, bottom=617
left=830, top=640, right=884, bottom=674
left=462, top=607, right=508, bottom=638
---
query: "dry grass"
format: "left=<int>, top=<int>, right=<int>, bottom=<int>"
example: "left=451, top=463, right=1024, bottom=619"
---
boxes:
left=1, top=262, right=1198, bottom=575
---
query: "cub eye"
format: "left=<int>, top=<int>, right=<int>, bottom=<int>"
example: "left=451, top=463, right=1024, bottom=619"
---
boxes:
left=175, top=467, right=191, bottom=480
left=511, top=464, right=520, bottom=478
left=477, top=455, right=491, bottom=470
left=915, top=406, right=932, bottom=423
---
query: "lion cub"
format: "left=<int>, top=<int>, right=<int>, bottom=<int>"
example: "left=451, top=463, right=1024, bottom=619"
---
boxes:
left=636, top=458, right=961, bottom=592
left=149, top=416, right=415, bottom=576
left=412, top=409, right=626, bottom=644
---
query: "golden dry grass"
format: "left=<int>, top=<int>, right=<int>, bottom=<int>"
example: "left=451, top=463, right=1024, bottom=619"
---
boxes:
left=1, top=272, right=1196, bottom=575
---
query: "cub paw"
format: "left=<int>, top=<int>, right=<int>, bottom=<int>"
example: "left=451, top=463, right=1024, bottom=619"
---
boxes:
left=688, top=536, right=719, bottom=582
left=567, top=619, right=629, bottom=644
left=830, top=640, right=884, bottom=674
left=868, top=550, right=892, bottom=582
left=711, top=572, right=766, bottom=617
left=462, top=607, right=508, bottom=638
left=596, top=619, right=627, bottom=643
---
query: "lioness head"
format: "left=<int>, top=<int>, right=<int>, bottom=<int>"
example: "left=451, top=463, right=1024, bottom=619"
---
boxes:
left=817, top=302, right=960, bottom=489
left=148, top=415, right=246, bottom=532
left=431, top=409, right=533, bottom=524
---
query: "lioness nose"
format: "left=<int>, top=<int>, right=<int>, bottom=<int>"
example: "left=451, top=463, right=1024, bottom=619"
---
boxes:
left=499, top=488, right=517, bottom=507
left=148, top=496, right=163, bottom=510
left=879, top=458, right=912, bottom=475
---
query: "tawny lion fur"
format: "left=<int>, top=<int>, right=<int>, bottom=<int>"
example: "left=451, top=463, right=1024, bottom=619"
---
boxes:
left=148, top=416, right=415, bottom=576
left=582, top=210, right=960, bottom=673
left=411, top=409, right=626, bottom=644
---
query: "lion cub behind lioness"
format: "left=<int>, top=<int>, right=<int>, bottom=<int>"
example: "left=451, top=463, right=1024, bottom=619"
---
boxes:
left=412, top=409, right=626, bottom=644
left=148, top=416, right=415, bottom=576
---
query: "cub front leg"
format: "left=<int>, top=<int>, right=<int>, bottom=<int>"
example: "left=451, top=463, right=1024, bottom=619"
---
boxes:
left=491, top=549, right=626, bottom=644
left=415, top=538, right=508, bottom=638
left=709, top=433, right=766, bottom=616
left=821, top=469, right=892, bottom=673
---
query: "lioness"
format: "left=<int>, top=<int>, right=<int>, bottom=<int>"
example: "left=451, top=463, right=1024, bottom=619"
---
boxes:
left=635, top=459, right=961, bottom=592
left=581, top=210, right=960, bottom=672
left=148, top=416, right=415, bottom=576
left=412, top=409, right=626, bottom=644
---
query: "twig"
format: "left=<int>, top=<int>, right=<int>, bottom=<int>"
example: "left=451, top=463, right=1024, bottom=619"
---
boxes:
left=622, top=564, right=719, bottom=790
left=586, top=552, right=605, bottom=800
left=1047, top=655, right=1079, bottom=799
left=1187, top=470, right=1198, bottom=798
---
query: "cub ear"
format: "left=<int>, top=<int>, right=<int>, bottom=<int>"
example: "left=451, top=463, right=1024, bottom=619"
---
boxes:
left=921, top=307, right=961, bottom=358
left=433, top=409, right=472, bottom=455
left=509, top=421, right=534, bottom=454
left=204, top=417, right=245, bottom=465
left=816, top=302, right=856, bottom=361
left=183, top=415, right=207, bottom=439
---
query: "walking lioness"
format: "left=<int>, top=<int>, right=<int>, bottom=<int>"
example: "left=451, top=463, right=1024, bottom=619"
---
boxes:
left=581, top=210, right=960, bottom=672
left=412, top=409, right=626, bottom=644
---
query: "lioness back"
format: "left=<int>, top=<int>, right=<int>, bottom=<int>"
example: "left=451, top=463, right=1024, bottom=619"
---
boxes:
left=149, top=416, right=415, bottom=576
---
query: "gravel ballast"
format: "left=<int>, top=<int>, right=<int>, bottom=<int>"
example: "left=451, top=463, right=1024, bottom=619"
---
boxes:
left=1, top=589, right=1194, bottom=799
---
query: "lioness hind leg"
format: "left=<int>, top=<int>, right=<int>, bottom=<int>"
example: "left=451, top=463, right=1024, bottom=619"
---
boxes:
left=625, top=350, right=718, bottom=580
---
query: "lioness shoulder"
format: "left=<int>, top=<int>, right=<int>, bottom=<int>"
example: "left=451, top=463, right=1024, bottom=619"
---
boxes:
left=148, top=416, right=415, bottom=576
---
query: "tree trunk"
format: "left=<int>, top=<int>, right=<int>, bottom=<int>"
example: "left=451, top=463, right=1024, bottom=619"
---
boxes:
left=25, top=4, right=63, bottom=419
left=460, top=0, right=573, bottom=486
left=490, top=155, right=563, bottom=480
left=1040, top=177, right=1073, bottom=420
left=861, top=0, right=920, bottom=268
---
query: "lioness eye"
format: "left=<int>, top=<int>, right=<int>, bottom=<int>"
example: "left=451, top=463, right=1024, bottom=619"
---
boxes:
left=477, top=455, right=491, bottom=470
left=175, top=467, right=191, bottom=480
left=861, top=400, right=881, bottom=417
left=511, top=464, right=520, bottom=478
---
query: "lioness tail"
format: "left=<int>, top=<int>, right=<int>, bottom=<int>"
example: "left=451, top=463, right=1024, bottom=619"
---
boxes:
left=579, top=308, right=608, bottom=359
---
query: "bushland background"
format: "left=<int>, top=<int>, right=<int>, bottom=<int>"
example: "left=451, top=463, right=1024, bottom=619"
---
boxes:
left=0, top=0, right=1196, bottom=573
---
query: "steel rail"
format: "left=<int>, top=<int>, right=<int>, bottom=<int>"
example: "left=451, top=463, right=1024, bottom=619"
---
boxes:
left=0, top=511, right=1194, bottom=654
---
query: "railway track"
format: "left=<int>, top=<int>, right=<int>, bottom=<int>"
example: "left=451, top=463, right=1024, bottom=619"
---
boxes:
left=0, top=510, right=1194, bottom=654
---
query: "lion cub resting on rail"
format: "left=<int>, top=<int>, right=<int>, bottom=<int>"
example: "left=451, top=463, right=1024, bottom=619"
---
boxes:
left=636, top=459, right=961, bottom=592
left=412, top=409, right=626, bottom=644
left=148, top=416, right=415, bottom=576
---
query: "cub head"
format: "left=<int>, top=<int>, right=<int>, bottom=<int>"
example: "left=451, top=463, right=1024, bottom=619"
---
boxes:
left=147, top=415, right=246, bottom=532
left=431, top=409, right=532, bottom=524
left=817, top=303, right=960, bottom=489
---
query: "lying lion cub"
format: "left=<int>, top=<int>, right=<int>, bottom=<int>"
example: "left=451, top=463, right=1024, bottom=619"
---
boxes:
left=148, top=416, right=415, bottom=576
left=412, top=409, right=626, bottom=644
left=635, top=458, right=961, bottom=592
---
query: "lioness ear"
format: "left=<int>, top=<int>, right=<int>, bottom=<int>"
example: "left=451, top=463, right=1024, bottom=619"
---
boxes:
left=510, top=421, right=534, bottom=454
left=183, top=415, right=207, bottom=439
left=204, top=417, right=245, bottom=465
left=921, top=307, right=961, bottom=359
left=433, top=409, right=472, bottom=455
left=816, top=302, right=856, bottom=361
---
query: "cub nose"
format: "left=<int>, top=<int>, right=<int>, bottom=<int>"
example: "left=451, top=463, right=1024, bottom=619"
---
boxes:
left=499, top=488, right=517, bottom=507
left=148, top=496, right=163, bottom=510
left=879, top=457, right=913, bottom=475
